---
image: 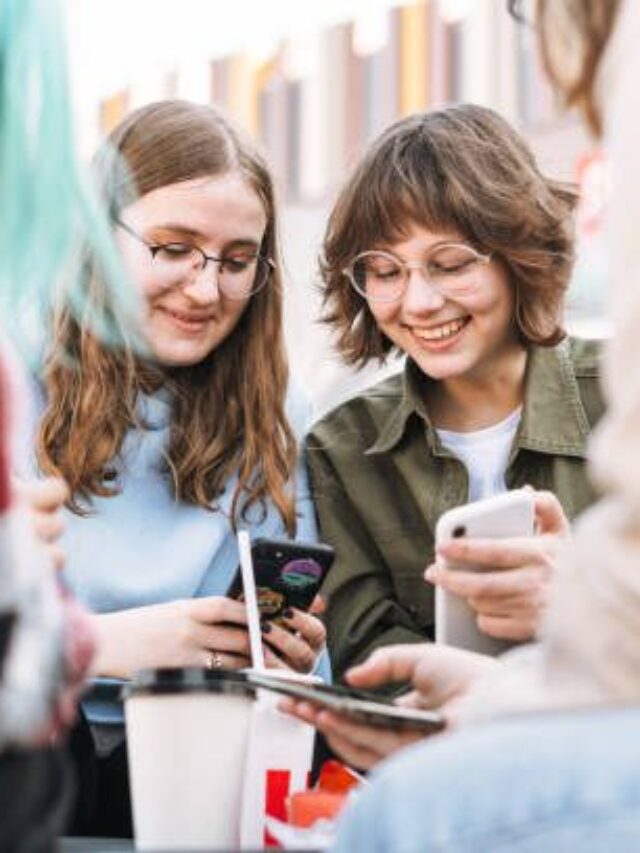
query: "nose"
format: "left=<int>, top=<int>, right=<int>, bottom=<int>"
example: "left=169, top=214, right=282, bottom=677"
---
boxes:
left=181, top=262, right=222, bottom=305
left=402, top=265, right=445, bottom=314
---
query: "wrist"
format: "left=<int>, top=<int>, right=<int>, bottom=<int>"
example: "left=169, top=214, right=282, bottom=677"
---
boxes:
left=90, top=611, right=131, bottom=679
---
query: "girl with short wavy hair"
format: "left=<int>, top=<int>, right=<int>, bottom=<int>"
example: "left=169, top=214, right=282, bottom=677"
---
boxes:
left=321, top=103, right=576, bottom=363
left=308, top=103, right=604, bottom=680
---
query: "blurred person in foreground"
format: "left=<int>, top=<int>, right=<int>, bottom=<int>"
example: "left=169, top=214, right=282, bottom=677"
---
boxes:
left=0, top=0, right=138, bottom=847
left=320, top=0, right=640, bottom=847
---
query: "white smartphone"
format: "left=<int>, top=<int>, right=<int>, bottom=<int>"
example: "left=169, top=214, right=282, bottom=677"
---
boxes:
left=434, top=489, right=535, bottom=656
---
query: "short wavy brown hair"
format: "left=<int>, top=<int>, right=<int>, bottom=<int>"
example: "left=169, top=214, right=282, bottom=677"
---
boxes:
left=320, top=103, right=578, bottom=367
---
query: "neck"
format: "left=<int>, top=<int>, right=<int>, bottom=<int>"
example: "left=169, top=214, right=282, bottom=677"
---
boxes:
left=427, top=345, right=528, bottom=432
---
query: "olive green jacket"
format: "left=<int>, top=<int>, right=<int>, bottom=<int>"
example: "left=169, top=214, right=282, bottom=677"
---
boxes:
left=306, top=338, right=605, bottom=680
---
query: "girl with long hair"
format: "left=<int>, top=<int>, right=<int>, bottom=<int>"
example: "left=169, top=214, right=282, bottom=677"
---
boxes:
left=35, top=99, right=328, bottom=836
left=37, top=99, right=327, bottom=680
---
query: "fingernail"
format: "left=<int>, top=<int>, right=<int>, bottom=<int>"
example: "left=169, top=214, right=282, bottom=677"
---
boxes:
left=260, top=620, right=272, bottom=634
left=282, top=608, right=294, bottom=620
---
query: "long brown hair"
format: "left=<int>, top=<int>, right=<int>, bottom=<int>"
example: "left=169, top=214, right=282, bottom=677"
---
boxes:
left=320, top=104, right=578, bottom=367
left=37, top=100, right=298, bottom=533
left=511, top=0, right=622, bottom=137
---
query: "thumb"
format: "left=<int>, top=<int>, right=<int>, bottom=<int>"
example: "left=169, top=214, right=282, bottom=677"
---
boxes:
left=533, top=490, right=570, bottom=535
left=309, top=594, right=326, bottom=616
left=346, top=644, right=425, bottom=689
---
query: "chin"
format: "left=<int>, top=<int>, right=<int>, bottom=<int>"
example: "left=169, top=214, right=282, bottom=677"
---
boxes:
left=411, top=350, right=475, bottom=381
left=150, top=344, right=214, bottom=368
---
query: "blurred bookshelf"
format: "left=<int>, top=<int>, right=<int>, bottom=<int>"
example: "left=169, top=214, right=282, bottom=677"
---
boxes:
left=98, top=1, right=587, bottom=203
left=93, top=0, right=603, bottom=412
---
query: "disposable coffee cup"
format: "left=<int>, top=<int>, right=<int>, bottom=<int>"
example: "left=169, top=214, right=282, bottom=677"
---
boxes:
left=124, top=668, right=255, bottom=851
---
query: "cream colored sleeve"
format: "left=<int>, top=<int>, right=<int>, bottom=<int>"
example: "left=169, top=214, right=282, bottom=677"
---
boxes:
left=541, top=0, right=640, bottom=705
left=589, top=0, right=640, bottom=509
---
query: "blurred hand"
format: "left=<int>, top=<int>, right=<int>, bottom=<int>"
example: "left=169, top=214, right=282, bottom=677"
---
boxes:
left=282, top=643, right=498, bottom=770
left=426, top=490, right=570, bottom=641
left=35, top=594, right=96, bottom=744
left=13, top=476, right=68, bottom=571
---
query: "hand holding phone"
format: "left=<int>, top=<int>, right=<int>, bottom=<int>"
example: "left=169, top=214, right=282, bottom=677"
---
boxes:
left=246, top=671, right=446, bottom=735
left=433, top=489, right=535, bottom=654
left=227, top=537, right=334, bottom=624
left=227, top=536, right=334, bottom=674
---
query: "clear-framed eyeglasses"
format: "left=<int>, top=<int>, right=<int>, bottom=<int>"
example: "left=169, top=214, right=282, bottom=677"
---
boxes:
left=343, top=243, right=492, bottom=304
left=116, top=219, right=275, bottom=299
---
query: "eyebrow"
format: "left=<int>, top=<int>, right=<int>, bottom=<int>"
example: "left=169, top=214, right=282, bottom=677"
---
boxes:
left=148, top=223, right=261, bottom=251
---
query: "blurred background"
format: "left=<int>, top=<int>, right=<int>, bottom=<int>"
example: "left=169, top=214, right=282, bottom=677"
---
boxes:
left=64, top=0, right=607, bottom=414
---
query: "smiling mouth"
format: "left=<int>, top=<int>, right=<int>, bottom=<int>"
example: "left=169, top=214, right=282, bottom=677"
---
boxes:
left=410, top=317, right=469, bottom=342
left=163, top=308, right=215, bottom=326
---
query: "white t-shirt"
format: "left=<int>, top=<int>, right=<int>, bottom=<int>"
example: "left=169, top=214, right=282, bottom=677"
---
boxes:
left=437, top=408, right=522, bottom=502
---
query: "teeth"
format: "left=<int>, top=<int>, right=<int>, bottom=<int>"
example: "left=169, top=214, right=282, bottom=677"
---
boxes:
left=413, top=318, right=466, bottom=341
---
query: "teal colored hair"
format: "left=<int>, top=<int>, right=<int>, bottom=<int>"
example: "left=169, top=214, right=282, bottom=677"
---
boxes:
left=0, top=0, right=139, bottom=355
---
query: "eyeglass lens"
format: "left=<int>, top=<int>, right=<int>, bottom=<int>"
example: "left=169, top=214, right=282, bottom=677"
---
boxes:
left=351, top=245, right=485, bottom=302
left=151, top=244, right=270, bottom=298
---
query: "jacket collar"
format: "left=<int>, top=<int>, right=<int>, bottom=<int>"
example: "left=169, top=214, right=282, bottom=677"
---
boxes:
left=365, top=341, right=591, bottom=459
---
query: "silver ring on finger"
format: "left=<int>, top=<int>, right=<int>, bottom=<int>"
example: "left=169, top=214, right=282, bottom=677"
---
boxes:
left=205, top=650, right=223, bottom=670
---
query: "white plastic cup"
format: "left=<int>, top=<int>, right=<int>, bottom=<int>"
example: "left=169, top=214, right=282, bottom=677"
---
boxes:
left=124, top=668, right=255, bottom=851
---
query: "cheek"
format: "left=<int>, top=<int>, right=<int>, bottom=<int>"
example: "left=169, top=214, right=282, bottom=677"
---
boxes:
left=469, top=276, right=514, bottom=323
left=226, top=298, right=252, bottom=329
left=368, top=301, right=399, bottom=328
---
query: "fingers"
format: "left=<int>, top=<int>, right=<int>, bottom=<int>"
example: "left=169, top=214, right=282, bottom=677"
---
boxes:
left=434, top=536, right=551, bottom=571
left=426, top=564, right=548, bottom=602
left=534, top=490, right=570, bottom=536
left=14, top=476, right=69, bottom=512
left=279, top=699, right=381, bottom=770
left=194, top=622, right=252, bottom=658
left=467, top=585, right=547, bottom=617
left=190, top=596, right=248, bottom=626
left=309, top=594, right=326, bottom=616
left=476, top=613, right=538, bottom=641
left=45, top=544, right=65, bottom=572
left=322, top=731, right=381, bottom=772
left=262, top=646, right=290, bottom=670
left=427, top=565, right=546, bottom=641
left=346, top=644, right=428, bottom=689
left=13, top=477, right=69, bottom=560
left=393, top=645, right=498, bottom=710
left=280, top=609, right=327, bottom=652
left=202, top=649, right=251, bottom=671
left=278, top=698, right=323, bottom=726
left=32, top=510, right=65, bottom=543
left=257, top=608, right=326, bottom=673
left=313, top=710, right=421, bottom=771
left=261, top=619, right=316, bottom=673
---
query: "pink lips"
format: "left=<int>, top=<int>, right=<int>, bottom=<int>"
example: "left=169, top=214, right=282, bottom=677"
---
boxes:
left=161, top=307, right=215, bottom=331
